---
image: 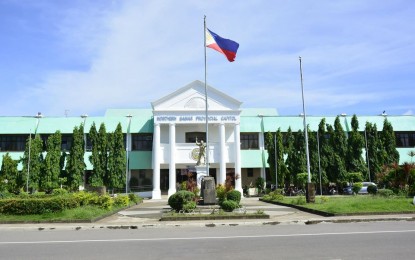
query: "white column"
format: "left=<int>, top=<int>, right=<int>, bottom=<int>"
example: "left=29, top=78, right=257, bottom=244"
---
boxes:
left=168, top=123, right=176, bottom=197
left=234, top=123, right=242, bottom=193
left=219, top=123, right=226, bottom=185
left=152, top=123, right=161, bottom=199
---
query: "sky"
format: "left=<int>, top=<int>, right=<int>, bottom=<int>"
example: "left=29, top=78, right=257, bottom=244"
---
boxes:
left=0, top=0, right=414, bottom=117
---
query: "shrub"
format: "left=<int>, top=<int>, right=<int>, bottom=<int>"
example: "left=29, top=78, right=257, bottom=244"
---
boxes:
left=0, top=196, right=79, bottom=215
left=221, top=200, right=239, bottom=212
left=113, top=195, right=129, bottom=207
left=377, top=189, right=394, bottom=197
left=73, top=191, right=99, bottom=206
left=291, top=196, right=306, bottom=205
left=352, top=182, right=363, bottom=194
left=168, top=190, right=195, bottom=212
left=128, top=193, right=142, bottom=204
left=98, top=195, right=114, bottom=210
left=263, top=191, right=284, bottom=201
left=367, top=184, right=378, bottom=195
left=182, top=201, right=197, bottom=213
left=275, top=188, right=284, bottom=195
left=52, top=188, right=68, bottom=196
left=226, top=190, right=241, bottom=204
left=216, top=184, right=227, bottom=203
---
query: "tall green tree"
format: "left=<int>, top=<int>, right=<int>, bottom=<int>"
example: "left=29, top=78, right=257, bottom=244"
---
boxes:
left=89, top=122, right=101, bottom=186
left=333, top=116, right=348, bottom=160
left=291, top=129, right=307, bottom=186
left=380, top=118, right=400, bottom=165
left=365, top=122, right=382, bottom=182
left=20, top=134, right=43, bottom=192
left=88, top=122, right=108, bottom=187
left=317, top=118, right=330, bottom=185
left=0, top=153, right=20, bottom=193
left=327, top=123, right=347, bottom=183
left=346, top=115, right=367, bottom=174
left=66, top=124, right=86, bottom=191
left=284, top=127, right=296, bottom=186
left=307, top=126, right=319, bottom=183
left=275, top=128, right=287, bottom=189
left=42, top=131, right=62, bottom=192
left=89, top=122, right=107, bottom=187
left=265, top=131, right=276, bottom=185
left=107, top=123, right=126, bottom=190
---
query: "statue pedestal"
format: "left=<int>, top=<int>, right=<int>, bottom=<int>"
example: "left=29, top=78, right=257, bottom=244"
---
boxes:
left=201, top=176, right=216, bottom=205
left=195, top=166, right=208, bottom=189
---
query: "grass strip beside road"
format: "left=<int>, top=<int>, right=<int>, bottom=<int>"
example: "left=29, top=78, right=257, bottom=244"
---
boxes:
left=264, top=196, right=415, bottom=215
left=0, top=205, right=126, bottom=223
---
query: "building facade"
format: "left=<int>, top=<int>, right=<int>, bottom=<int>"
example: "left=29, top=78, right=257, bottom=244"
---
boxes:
left=1, top=81, right=415, bottom=198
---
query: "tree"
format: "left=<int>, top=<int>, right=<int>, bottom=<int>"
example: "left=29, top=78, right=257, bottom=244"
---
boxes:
left=20, top=134, right=43, bottom=192
left=307, top=126, right=319, bottom=183
left=66, top=124, right=86, bottom=191
left=89, top=122, right=108, bottom=187
left=317, top=118, right=330, bottom=185
left=41, top=131, right=62, bottom=192
left=327, top=123, right=347, bottom=183
left=332, top=116, right=348, bottom=164
left=265, top=131, right=276, bottom=185
left=346, top=115, right=366, bottom=174
left=290, top=129, right=307, bottom=185
left=106, top=123, right=126, bottom=190
left=284, top=127, right=297, bottom=186
left=365, top=122, right=383, bottom=182
left=0, top=153, right=20, bottom=193
left=275, top=128, right=288, bottom=189
left=380, top=118, right=400, bottom=165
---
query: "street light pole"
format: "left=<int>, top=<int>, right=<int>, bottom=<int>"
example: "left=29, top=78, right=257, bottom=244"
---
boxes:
left=299, top=57, right=313, bottom=202
left=81, top=114, right=88, bottom=189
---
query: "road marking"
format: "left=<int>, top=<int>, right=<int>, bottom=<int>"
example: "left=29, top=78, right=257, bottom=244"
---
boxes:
left=1, top=229, right=415, bottom=245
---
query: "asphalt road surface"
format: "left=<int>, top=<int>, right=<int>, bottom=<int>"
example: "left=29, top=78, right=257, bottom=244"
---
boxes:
left=0, top=221, right=414, bottom=260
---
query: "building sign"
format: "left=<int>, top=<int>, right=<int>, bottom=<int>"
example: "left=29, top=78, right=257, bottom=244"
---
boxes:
left=154, top=115, right=239, bottom=124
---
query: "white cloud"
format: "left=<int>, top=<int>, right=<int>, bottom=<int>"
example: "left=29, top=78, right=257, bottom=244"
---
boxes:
left=1, top=0, right=414, bottom=117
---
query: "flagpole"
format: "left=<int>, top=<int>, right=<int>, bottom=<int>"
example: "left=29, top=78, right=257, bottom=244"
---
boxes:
left=204, top=16, right=209, bottom=176
left=299, top=56, right=313, bottom=202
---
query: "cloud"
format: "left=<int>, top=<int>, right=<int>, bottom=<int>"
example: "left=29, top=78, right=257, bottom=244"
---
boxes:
left=1, top=0, right=414, bottom=117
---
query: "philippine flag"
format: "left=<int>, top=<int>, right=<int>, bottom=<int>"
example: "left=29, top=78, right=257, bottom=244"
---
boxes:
left=205, top=28, right=239, bottom=62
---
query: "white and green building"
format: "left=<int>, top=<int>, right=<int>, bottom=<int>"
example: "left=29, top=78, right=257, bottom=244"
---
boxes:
left=1, top=81, right=414, bottom=198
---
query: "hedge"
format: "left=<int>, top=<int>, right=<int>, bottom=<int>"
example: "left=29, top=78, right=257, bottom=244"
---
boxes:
left=0, top=196, right=79, bottom=215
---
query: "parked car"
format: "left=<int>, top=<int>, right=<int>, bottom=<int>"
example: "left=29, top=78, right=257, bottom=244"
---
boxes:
left=358, top=182, right=377, bottom=194
left=343, top=186, right=353, bottom=195
left=343, top=182, right=377, bottom=195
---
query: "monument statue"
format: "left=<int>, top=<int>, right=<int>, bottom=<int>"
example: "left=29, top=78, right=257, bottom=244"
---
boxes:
left=195, top=137, right=206, bottom=166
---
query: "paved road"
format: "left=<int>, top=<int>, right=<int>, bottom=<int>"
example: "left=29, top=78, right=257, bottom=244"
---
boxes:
left=0, top=221, right=414, bottom=259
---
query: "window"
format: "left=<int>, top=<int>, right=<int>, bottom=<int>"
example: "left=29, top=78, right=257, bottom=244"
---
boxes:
left=240, top=133, right=259, bottom=149
left=132, top=133, right=153, bottom=151
left=395, top=132, right=415, bottom=147
left=40, top=134, right=73, bottom=151
left=61, top=134, right=73, bottom=151
left=247, top=168, right=254, bottom=177
left=185, top=132, right=206, bottom=143
left=0, top=134, right=27, bottom=151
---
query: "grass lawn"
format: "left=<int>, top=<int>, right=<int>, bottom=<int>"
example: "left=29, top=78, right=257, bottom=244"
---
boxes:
left=265, top=195, right=415, bottom=215
left=0, top=205, right=126, bottom=223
